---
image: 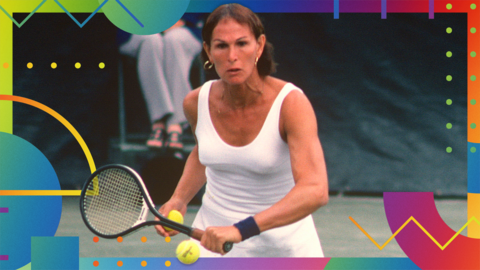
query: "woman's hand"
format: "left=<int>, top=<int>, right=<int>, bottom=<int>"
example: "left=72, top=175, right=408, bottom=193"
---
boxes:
left=154, top=198, right=187, bottom=237
left=200, top=226, right=242, bottom=255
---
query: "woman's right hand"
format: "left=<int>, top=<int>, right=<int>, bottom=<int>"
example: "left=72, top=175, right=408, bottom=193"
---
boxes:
left=155, top=198, right=187, bottom=237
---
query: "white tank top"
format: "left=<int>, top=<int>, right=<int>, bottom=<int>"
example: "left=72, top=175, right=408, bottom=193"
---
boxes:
left=196, top=80, right=299, bottom=216
left=193, top=80, right=323, bottom=257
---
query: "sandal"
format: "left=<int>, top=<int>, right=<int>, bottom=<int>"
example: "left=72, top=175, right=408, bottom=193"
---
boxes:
left=165, top=130, right=184, bottom=150
left=146, top=126, right=166, bottom=148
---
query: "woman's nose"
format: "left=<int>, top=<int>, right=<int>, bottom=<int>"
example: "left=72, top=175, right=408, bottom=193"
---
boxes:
left=227, top=47, right=237, bottom=62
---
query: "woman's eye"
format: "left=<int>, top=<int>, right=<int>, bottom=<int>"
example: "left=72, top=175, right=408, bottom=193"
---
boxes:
left=216, top=43, right=227, bottom=49
left=238, top=41, right=247, bottom=46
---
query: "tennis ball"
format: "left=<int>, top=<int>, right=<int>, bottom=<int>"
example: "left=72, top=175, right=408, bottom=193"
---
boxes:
left=164, top=210, right=184, bottom=231
left=176, top=240, right=200, bottom=264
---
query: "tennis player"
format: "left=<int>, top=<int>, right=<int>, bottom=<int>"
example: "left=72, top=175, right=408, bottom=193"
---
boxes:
left=155, top=3, right=329, bottom=257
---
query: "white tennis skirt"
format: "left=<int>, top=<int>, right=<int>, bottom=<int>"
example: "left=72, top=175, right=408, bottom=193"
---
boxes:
left=190, top=194, right=324, bottom=257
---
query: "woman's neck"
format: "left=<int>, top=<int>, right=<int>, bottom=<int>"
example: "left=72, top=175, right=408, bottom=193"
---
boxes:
left=221, top=74, right=266, bottom=109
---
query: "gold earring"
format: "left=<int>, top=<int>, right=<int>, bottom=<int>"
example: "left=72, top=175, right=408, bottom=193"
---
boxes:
left=204, top=60, right=214, bottom=70
left=254, top=57, right=259, bottom=67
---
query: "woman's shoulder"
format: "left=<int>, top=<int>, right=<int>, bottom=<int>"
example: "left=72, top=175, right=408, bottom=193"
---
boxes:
left=184, top=80, right=215, bottom=108
left=183, top=87, right=201, bottom=126
left=267, top=77, right=310, bottom=118
left=184, top=87, right=200, bottom=108
left=267, top=77, right=305, bottom=100
left=268, top=76, right=288, bottom=92
left=184, top=80, right=217, bottom=125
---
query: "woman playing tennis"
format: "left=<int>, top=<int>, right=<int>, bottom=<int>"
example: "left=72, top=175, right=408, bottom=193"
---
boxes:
left=155, top=3, right=329, bottom=257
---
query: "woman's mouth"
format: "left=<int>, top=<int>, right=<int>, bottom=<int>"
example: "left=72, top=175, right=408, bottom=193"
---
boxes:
left=227, top=68, right=241, bottom=74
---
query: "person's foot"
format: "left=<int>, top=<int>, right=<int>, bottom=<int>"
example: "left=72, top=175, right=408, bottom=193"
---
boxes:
left=146, top=122, right=166, bottom=148
left=165, top=124, right=184, bottom=150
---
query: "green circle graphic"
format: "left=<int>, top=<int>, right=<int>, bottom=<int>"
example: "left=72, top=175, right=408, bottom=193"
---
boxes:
left=100, top=0, right=191, bottom=35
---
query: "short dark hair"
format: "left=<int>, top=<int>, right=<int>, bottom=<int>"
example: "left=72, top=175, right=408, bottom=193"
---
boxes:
left=201, top=3, right=276, bottom=76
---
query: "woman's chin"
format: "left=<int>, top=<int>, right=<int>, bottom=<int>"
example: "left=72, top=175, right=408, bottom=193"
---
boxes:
left=221, top=77, right=246, bottom=86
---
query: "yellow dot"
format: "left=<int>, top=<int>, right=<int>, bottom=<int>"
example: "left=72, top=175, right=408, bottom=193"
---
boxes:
left=117, top=236, right=123, bottom=243
left=165, top=260, right=171, bottom=267
left=3, top=63, right=9, bottom=69
left=99, top=62, right=105, bottom=69
left=75, top=62, right=81, bottom=69
left=27, top=62, right=33, bottom=69
left=446, top=3, right=452, bottom=10
left=51, top=62, right=57, bottom=69
left=141, top=236, right=147, bottom=243
left=141, top=261, right=147, bottom=267
left=165, top=236, right=171, bottom=243
left=471, top=27, right=477, bottom=34
left=117, top=261, right=123, bottom=267
left=472, top=3, right=477, bottom=10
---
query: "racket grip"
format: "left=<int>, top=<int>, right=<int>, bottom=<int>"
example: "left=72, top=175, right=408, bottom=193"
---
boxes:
left=190, top=228, right=204, bottom=241
left=190, top=228, right=233, bottom=253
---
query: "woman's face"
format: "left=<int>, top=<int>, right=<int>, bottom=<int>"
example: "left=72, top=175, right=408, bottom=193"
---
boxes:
left=205, top=18, right=265, bottom=85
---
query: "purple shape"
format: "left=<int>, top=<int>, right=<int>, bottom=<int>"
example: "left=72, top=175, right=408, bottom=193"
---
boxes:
left=382, top=0, right=387, bottom=19
left=0, top=208, right=8, bottom=213
left=193, top=258, right=330, bottom=270
left=429, top=0, right=434, bottom=19
left=0, top=255, right=8, bottom=260
left=383, top=192, right=480, bottom=270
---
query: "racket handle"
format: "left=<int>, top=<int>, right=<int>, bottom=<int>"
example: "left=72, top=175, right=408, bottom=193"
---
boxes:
left=190, top=228, right=204, bottom=241
left=223, top=241, right=233, bottom=252
left=191, top=228, right=233, bottom=253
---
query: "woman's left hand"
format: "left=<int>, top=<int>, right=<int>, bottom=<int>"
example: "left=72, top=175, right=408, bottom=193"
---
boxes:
left=200, top=226, right=242, bottom=255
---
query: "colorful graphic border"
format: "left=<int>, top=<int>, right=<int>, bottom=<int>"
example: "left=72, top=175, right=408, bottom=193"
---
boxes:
left=0, top=0, right=478, bottom=269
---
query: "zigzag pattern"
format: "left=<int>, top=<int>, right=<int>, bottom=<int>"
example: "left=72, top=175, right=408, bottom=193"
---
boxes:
left=0, top=0, right=46, bottom=28
left=349, top=216, right=480, bottom=250
left=0, top=0, right=143, bottom=28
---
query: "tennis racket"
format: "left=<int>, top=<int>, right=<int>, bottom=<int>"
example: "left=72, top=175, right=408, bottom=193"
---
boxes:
left=80, top=164, right=233, bottom=253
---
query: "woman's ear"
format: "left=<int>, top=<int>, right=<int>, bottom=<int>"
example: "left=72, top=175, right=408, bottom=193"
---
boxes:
left=256, top=34, right=266, bottom=59
left=203, top=41, right=212, bottom=62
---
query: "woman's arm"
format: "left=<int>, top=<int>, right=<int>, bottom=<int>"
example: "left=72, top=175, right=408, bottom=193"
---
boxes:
left=155, top=89, right=208, bottom=237
left=200, top=89, right=329, bottom=254
left=254, top=89, right=329, bottom=231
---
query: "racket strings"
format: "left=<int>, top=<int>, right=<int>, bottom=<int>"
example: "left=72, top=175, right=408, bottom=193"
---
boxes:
left=83, top=168, right=145, bottom=235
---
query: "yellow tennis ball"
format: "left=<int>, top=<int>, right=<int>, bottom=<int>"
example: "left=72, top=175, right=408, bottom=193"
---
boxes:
left=176, top=240, right=200, bottom=264
left=164, top=210, right=184, bottom=231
